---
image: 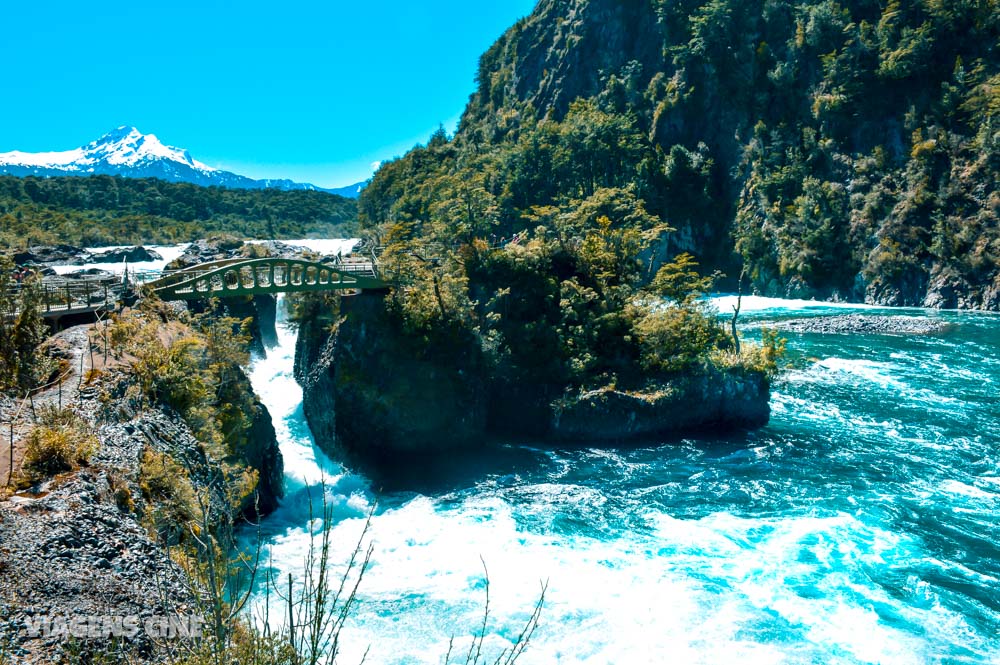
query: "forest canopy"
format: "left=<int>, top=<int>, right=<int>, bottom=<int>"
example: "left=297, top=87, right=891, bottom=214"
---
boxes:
left=363, top=0, right=999, bottom=310
left=0, top=175, right=359, bottom=247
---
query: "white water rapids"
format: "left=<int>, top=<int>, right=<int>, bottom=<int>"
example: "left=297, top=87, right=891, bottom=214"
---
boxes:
left=245, top=296, right=1000, bottom=664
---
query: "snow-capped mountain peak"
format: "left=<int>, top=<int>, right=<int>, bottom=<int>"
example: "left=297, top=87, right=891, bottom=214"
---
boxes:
left=0, top=127, right=364, bottom=197
left=81, top=126, right=216, bottom=172
left=0, top=126, right=212, bottom=173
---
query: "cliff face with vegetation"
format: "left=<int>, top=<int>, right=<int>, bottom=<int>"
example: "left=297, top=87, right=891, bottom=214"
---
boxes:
left=293, top=0, right=851, bottom=463
left=294, top=293, right=490, bottom=467
left=294, top=285, right=775, bottom=466
left=0, top=305, right=283, bottom=663
left=365, top=0, right=999, bottom=309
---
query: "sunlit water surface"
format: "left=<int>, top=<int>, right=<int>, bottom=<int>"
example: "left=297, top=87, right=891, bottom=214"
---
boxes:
left=244, top=294, right=999, bottom=665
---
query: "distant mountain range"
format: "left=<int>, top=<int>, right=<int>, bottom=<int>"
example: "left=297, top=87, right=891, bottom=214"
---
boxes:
left=0, top=126, right=364, bottom=198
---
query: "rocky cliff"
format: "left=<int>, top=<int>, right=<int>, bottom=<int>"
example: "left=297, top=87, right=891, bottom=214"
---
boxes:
left=294, top=292, right=771, bottom=466
left=0, top=323, right=283, bottom=662
left=295, top=293, right=489, bottom=468
left=365, top=0, right=999, bottom=310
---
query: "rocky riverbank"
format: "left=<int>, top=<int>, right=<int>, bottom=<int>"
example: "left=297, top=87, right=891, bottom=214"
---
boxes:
left=0, top=320, right=283, bottom=663
left=0, top=469, right=194, bottom=663
left=774, top=314, right=951, bottom=335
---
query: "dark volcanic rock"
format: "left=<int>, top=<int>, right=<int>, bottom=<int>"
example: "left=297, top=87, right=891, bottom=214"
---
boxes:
left=550, top=369, right=770, bottom=441
left=11, top=244, right=88, bottom=266
left=255, top=295, right=279, bottom=348
left=240, top=381, right=284, bottom=516
left=63, top=268, right=115, bottom=279
left=167, top=238, right=246, bottom=270
left=775, top=314, right=949, bottom=335
left=0, top=472, right=195, bottom=664
left=90, top=246, right=163, bottom=264
left=295, top=292, right=489, bottom=467
left=167, top=238, right=318, bottom=270
left=922, top=265, right=1000, bottom=311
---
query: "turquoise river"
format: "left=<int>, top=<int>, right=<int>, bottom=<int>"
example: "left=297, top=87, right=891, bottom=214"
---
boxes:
left=246, top=296, right=1000, bottom=664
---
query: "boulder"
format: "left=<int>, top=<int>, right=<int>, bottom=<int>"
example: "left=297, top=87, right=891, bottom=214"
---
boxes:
left=90, top=246, right=163, bottom=263
left=11, top=244, right=88, bottom=266
left=63, top=268, right=115, bottom=279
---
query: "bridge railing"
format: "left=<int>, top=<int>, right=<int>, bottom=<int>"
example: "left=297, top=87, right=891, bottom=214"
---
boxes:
left=6, top=275, right=124, bottom=316
left=45, top=277, right=122, bottom=313
left=6, top=248, right=389, bottom=315
left=144, top=256, right=389, bottom=301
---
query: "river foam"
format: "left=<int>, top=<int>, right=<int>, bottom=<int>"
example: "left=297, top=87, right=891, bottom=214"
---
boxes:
left=246, top=294, right=1000, bottom=664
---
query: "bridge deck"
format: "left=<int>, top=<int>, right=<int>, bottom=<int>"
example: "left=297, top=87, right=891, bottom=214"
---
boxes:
left=6, top=276, right=123, bottom=320
left=146, top=257, right=388, bottom=301
left=9, top=255, right=387, bottom=316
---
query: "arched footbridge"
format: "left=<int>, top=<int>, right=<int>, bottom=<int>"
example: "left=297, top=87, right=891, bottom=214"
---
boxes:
left=144, top=257, right=389, bottom=301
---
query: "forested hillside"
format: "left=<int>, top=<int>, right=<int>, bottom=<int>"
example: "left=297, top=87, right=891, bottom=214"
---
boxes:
left=361, top=0, right=999, bottom=309
left=0, top=175, right=358, bottom=247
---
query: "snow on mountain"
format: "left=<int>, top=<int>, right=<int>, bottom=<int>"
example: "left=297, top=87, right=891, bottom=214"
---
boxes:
left=0, top=126, right=364, bottom=198
left=0, top=126, right=216, bottom=173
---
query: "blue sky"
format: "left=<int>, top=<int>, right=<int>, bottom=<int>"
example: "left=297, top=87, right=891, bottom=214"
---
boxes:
left=1, top=0, right=537, bottom=187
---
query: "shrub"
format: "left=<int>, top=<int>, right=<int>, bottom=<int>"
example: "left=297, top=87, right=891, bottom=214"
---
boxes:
left=744, top=328, right=789, bottom=376
left=139, top=448, right=199, bottom=543
left=19, top=407, right=97, bottom=485
left=634, top=303, right=725, bottom=374
left=712, top=327, right=789, bottom=377
left=107, top=471, right=135, bottom=513
left=0, top=256, right=52, bottom=391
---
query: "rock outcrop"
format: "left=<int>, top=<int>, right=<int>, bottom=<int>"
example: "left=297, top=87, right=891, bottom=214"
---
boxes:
left=294, top=293, right=772, bottom=467
left=10, top=245, right=87, bottom=266
left=0, top=325, right=284, bottom=662
left=7, top=244, right=161, bottom=268
left=166, top=237, right=246, bottom=270
left=295, top=293, right=489, bottom=468
left=241, top=382, right=284, bottom=515
left=166, top=238, right=322, bottom=271
left=551, top=368, right=770, bottom=441
left=89, top=246, right=163, bottom=264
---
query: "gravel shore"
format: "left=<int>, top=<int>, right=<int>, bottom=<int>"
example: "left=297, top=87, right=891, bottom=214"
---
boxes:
left=774, top=314, right=950, bottom=335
